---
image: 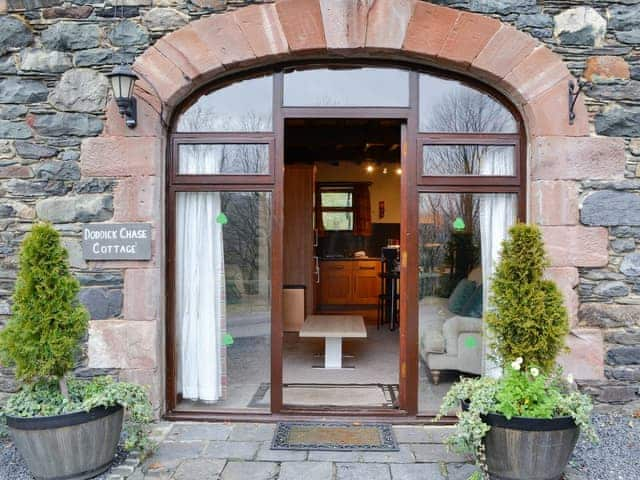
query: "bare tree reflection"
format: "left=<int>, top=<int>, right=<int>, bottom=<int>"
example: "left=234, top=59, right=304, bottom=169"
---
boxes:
left=221, top=192, right=272, bottom=300
left=419, top=193, right=481, bottom=298
left=422, top=83, right=515, bottom=176
left=178, top=106, right=272, bottom=308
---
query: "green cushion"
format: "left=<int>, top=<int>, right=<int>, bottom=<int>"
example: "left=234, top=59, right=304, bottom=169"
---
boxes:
left=462, top=285, right=483, bottom=318
left=447, top=279, right=476, bottom=315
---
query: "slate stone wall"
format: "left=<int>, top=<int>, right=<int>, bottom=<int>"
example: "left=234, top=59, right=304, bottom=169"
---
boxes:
left=0, top=0, right=638, bottom=409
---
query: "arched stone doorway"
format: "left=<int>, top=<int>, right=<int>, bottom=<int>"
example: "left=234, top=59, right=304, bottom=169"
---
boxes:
left=89, top=0, right=607, bottom=417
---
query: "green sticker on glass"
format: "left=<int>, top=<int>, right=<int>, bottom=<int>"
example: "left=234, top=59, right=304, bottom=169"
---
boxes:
left=223, top=333, right=234, bottom=346
left=216, top=212, right=228, bottom=225
left=453, top=217, right=465, bottom=231
left=464, top=336, right=478, bottom=349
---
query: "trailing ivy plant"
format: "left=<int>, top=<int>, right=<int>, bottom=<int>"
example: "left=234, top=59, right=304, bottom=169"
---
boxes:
left=3, top=377, right=155, bottom=454
left=0, top=224, right=155, bottom=456
left=485, top=223, right=569, bottom=374
left=437, top=365, right=596, bottom=479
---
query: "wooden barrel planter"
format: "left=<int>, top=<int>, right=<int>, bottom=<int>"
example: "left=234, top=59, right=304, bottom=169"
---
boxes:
left=482, top=412, right=579, bottom=480
left=6, top=405, right=124, bottom=480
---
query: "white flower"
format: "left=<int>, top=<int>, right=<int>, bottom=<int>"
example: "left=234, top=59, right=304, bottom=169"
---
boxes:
left=530, top=367, right=540, bottom=378
left=511, top=360, right=521, bottom=371
left=566, top=373, right=574, bottom=384
left=515, top=357, right=523, bottom=365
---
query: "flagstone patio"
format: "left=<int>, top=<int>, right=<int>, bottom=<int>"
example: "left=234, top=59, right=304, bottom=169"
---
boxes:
left=127, top=422, right=479, bottom=480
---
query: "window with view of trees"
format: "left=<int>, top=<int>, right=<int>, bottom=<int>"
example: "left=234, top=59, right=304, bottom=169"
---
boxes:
left=318, top=187, right=354, bottom=231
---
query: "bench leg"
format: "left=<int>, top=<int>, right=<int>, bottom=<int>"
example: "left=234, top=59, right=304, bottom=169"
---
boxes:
left=325, top=337, right=342, bottom=369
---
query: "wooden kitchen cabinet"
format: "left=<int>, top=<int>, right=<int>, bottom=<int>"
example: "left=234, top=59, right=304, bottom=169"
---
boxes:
left=352, top=261, right=381, bottom=305
left=319, top=261, right=352, bottom=305
left=318, top=260, right=381, bottom=306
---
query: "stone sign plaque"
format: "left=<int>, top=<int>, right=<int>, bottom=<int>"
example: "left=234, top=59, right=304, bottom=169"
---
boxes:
left=82, top=223, right=152, bottom=260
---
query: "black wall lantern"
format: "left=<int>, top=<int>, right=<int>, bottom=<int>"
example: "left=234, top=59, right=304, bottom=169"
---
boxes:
left=107, top=63, right=138, bottom=129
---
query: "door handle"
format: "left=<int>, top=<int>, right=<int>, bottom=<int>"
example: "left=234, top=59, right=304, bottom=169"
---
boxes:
left=314, top=256, right=320, bottom=284
left=359, top=266, right=376, bottom=270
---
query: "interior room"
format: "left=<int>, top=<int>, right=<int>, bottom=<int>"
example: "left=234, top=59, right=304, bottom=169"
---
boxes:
left=281, top=118, right=403, bottom=409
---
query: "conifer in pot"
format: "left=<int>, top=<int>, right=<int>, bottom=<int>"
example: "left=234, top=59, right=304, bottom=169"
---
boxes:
left=0, top=223, right=88, bottom=398
left=438, top=224, right=595, bottom=480
left=0, top=223, right=154, bottom=480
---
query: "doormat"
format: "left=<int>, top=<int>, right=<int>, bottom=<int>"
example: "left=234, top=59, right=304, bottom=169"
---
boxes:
left=248, top=383, right=399, bottom=409
left=271, top=422, right=398, bottom=451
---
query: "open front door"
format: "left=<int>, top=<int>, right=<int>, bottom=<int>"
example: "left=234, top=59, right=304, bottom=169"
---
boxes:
left=399, top=119, right=419, bottom=415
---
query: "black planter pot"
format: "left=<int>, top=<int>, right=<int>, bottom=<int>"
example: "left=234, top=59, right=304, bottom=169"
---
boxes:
left=483, top=411, right=579, bottom=480
left=6, top=405, right=124, bottom=480
left=461, top=401, right=579, bottom=480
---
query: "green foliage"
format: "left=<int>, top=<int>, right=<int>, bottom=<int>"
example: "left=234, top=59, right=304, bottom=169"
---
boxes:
left=2, top=377, right=156, bottom=455
left=0, top=224, right=88, bottom=382
left=485, top=223, right=569, bottom=374
left=437, top=367, right=597, bottom=477
left=439, top=224, right=593, bottom=479
left=495, top=364, right=559, bottom=419
left=0, top=224, right=155, bottom=456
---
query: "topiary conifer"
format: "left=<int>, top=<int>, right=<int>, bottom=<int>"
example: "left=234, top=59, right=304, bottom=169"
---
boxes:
left=486, top=223, right=569, bottom=374
left=0, top=223, right=88, bottom=396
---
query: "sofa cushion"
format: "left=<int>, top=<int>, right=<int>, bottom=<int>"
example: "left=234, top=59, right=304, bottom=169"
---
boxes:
left=442, top=315, right=483, bottom=356
left=447, top=279, right=476, bottom=315
left=462, top=285, right=483, bottom=318
left=418, top=296, right=449, bottom=354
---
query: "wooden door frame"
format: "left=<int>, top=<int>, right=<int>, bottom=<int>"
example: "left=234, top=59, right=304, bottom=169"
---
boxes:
left=164, top=62, right=526, bottom=421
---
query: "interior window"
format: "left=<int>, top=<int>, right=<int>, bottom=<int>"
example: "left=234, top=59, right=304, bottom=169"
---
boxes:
left=319, top=187, right=354, bottom=231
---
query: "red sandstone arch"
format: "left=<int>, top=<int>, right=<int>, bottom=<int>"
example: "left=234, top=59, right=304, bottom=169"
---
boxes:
left=128, top=0, right=589, bottom=137
left=84, top=1, right=615, bottom=410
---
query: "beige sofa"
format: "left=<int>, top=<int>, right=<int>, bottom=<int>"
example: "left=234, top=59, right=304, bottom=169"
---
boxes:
left=418, top=269, right=483, bottom=384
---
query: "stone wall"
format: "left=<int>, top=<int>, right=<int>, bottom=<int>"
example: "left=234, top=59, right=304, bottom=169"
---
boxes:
left=0, top=0, right=638, bottom=411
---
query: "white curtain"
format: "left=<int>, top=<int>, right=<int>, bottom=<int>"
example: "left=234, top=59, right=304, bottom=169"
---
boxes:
left=176, top=146, right=226, bottom=402
left=479, top=147, right=517, bottom=378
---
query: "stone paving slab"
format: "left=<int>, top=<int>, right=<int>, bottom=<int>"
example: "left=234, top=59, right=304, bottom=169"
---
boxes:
left=203, top=440, right=261, bottom=461
left=172, top=458, right=226, bottom=480
left=229, top=423, right=276, bottom=442
left=393, top=426, right=454, bottom=444
left=220, top=461, right=279, bottom=480
left=256, top=442, right=309, bottom=462
left=168, top=423, right=232, bottom=442
left=336, top=463, right=391, bottom=480
left=278, top=462, right=333, bottom=480
left=391, top=463, right=446, bottom=480
left=146, top=441, right=207, bottom=470
left=409, top=443, right=470, bottom=463
left=445, top=463, right=480, bottom=480
left=136, top=422, right=476, bottom=480
left=307, top=450, right=363, bottom=463
left=359, top=445, right=416, bottom=463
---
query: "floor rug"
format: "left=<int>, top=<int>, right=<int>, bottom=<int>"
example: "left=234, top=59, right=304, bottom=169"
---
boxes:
left=249, top=383, right=399, bottom=409
left=271, top=421, right=398, bottom=451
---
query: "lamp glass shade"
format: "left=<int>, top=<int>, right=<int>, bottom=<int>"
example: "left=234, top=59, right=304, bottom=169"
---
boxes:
left=110, top=74, right=135, bottom=100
